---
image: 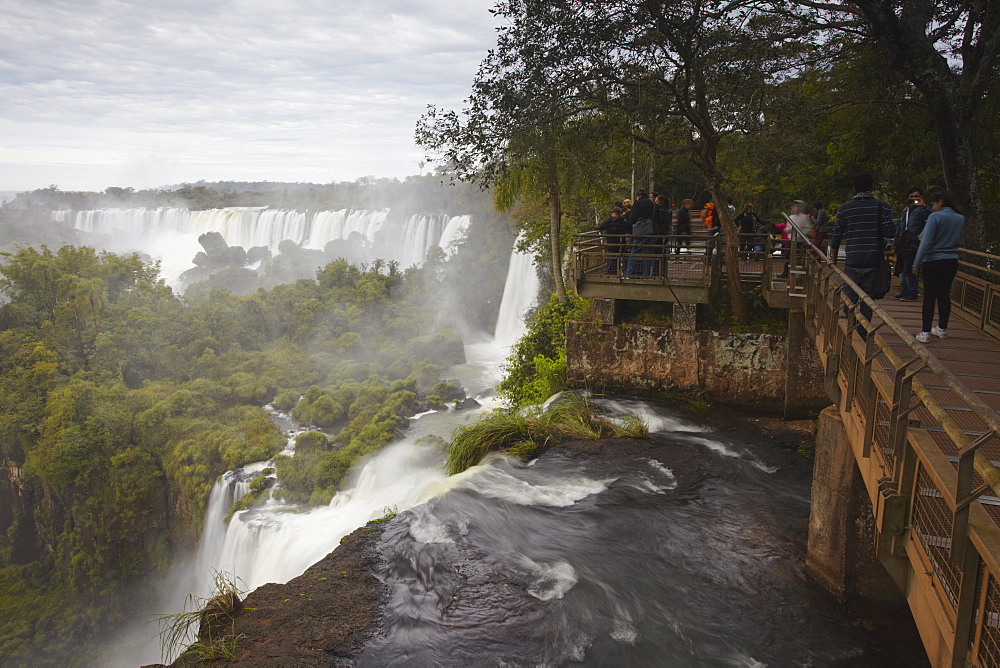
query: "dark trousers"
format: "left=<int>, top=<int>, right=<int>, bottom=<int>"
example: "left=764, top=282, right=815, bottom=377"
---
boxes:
left=921, top=259, right=958, bottom=332
left=674, top=223, right=691, bottom=254
left=844, top=264, right=877, bottom=340
left=604, top=241, right=624, bottom=274
left=896, top=249, right=918, bottom=298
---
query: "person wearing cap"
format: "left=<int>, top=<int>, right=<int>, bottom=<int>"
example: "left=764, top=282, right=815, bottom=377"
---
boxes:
left=626, top=188, right=664, bottom=276
left=597, top=206, right=629, bottom=274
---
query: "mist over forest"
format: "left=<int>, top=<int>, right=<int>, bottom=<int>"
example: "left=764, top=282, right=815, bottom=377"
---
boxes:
left=0, top=174, right=533, bottom=665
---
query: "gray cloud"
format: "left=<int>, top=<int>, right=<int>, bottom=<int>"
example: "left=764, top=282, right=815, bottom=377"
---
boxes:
left=0, top=0, right=498, bottom=191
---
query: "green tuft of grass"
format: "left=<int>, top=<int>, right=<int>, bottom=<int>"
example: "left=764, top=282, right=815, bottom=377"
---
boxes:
left=445, top=394, right=648, bottom=475
left=156, top=570, right=245, bottom=663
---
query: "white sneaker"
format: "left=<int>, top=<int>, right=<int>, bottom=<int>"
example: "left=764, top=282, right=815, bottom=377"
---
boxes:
left=931, top=326, right=947, bottom=338
left=916, top=332, right=931, bottom=343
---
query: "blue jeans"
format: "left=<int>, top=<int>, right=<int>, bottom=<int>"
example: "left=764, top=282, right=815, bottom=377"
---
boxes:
left=627, top=238, right=649, bottom=275
left=899, top=267, right=918, bottom=297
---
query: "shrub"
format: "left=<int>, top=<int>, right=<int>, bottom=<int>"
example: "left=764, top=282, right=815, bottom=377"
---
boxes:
left=272, top=389, right=299, bottom=411
left=497, top=294, right=588, bottom=408
left=294, top=430, right=329, bottom=455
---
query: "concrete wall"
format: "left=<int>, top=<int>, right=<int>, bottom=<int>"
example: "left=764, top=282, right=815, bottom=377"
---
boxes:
left=565, top=316, right=828, bottom=416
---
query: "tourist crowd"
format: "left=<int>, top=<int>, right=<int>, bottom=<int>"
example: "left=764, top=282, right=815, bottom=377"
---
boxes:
left=596, top=174, right=965, bottom=344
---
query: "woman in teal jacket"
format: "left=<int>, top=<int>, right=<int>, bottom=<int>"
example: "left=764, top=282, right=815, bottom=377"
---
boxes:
left=912, top=191, right=964, bottom=343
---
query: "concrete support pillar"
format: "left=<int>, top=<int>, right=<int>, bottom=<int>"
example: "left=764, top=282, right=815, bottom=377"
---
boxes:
left=784, top=309, right=826, bottom=419
left=672, top=302, right=698, bottom=331
left=806, top=406, right=903, bottom=605
left=591, top=299, right=619, bottom=325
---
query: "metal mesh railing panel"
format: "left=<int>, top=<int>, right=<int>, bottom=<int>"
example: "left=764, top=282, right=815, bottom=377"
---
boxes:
left=990, top=291, right=1000, bottom=329
left=978, top=574, right=1000, bottom=665
left=873, top=393, right=895, bottom=475
left=912, top=467, right=962, bottom=611
left=853, top=352, right=870, bottom=411
left=963, top=281, right=986, bottom=318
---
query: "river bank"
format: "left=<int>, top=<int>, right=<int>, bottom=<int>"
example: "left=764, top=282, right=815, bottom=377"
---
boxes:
left=165, top=409, right=929, bottom=667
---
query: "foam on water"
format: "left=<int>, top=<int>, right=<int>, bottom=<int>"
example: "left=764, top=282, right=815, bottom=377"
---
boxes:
left=685, top=436, right=778, bottom=473
left=592, top=397, right=710, bottom=433
left=611, top=618, right=639, bottom=644
left=408, top=511, right=455, bottom=545
left=523, top=558, right=578, bottom=601
left=453, top=462, right=612, bottom=507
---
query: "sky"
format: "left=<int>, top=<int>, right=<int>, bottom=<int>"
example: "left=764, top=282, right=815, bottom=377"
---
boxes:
left=0, top=0, right=499, bottom=193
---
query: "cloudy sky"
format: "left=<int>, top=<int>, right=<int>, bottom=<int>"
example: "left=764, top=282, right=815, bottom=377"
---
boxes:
left=0, top=0, right=499, bottom=193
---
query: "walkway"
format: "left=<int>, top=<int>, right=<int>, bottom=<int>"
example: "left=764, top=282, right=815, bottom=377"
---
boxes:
left=780, top=234, right=1000, bottom=668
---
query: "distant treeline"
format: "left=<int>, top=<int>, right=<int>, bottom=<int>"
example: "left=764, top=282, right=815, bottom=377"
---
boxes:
left=0, top=174, right=495, bottom=223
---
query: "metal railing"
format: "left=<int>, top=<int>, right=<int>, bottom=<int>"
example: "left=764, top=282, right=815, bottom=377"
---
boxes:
left=953, top=249, right=1000, bottom=339
left=789, top=223, right=1000, bottom=666
left=573, top=231, right=716, bottom=281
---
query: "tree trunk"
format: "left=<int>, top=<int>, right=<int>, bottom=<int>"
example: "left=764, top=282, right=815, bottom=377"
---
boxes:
left=844, top=0, right=994, bottom=249
left=708, top=181, right=749, bottom=325
left=925, top=93, right=986, bottom=249
left=548, top=181, right=568, bottom=303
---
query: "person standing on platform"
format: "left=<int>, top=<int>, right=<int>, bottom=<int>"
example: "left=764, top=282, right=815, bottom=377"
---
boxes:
left=597, top=206, right=629, bottom=275
left=626, top=189, right=664, bottom=276
left=812, top=201, right=829, bottom=248
left=788, top=200, right=812, bottom=239
left=828, top=173, right=895, bottom=331
left=893, top=188, right=930, bottom=301
left=675, top=198, right=692, bottom=254
left=913, top=191, right=964, bottom=343
left=734, top=203, right=762, bottom=252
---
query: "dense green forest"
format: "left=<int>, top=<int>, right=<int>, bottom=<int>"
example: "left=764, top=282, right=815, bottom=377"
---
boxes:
left=0, top=207, right=511, bottom=663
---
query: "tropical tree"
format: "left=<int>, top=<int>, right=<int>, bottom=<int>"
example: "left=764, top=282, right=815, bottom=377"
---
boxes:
left=440, top=0, right=798, bottom=323
left=417, top=9, right=624, bottom=304
left=776, top=0, right=1000, bottom=249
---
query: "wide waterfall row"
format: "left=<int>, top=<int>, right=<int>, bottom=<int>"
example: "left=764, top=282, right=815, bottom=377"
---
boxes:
left=52, top=208, right=472, bottom=266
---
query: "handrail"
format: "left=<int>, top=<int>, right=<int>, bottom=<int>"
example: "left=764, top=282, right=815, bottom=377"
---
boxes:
left=782, top=217, right=1000, bottom=495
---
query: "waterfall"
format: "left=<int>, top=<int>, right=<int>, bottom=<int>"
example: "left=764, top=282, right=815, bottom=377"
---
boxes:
left=438, top=215, right=471, bottom=256
left=398, top=214, right=448, bottom=267
left=52, top=207, right=468, bottom=285
left=201, top=439, right=449, bottom=593
left=493, top=236, right=541, bottom=347
left=195, top=460, right=281, bottom=581
left=184, top=254, right=538, bottom=596
left=306, top=209, right=388, bottom=249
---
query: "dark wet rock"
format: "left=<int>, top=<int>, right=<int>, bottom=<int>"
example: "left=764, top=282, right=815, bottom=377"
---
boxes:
left=453, top=397, right=481, bottom=411
left=174, top=520, right=389, bottom=666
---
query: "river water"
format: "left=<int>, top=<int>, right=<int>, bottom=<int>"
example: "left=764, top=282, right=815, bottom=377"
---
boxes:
left=359, top=416, right=913, bottom=666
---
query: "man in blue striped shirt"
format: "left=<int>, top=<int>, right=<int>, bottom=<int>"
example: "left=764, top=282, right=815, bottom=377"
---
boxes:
left=828, top=174, right=895, bottom=331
